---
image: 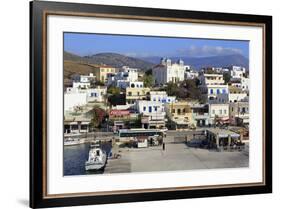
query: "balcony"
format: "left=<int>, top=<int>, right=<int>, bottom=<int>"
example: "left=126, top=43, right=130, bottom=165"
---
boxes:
left=193, top=112, right=209, bottom=119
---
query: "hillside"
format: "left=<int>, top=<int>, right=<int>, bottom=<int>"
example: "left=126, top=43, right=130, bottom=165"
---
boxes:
left=64, top=51, right=154, bottom=71
left=63, top=60, right=96, bottom=87
left=64, top=51, right=85, bottom=62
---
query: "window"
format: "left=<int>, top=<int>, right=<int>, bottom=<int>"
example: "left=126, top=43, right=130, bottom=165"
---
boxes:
left=128, top=92, right=132, bottom=96
left=143, top=106, right=146, bottom=111
left=217, top=89, right=220, bottom=94
left=224, top=109, right=227, bottom=114
left=149, top=106, right=152, bottom=113
left=177, top=109, right=181, bottom=114
left=137, top=92, right=140, bottom=96
left=219, top=110, right=222, bottom=115
left=210, top=89, right=214, bottom=94
left=154, top=106, right=157, bottom=111
left=222, top=89, right=226, bottom=94
left=212, top=110, right=215, bottom=114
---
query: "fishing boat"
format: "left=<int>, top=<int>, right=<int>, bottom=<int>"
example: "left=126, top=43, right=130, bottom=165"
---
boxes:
left=64, top=137, right=84, bottom=146
left=85, top=148, right=107, bottom=171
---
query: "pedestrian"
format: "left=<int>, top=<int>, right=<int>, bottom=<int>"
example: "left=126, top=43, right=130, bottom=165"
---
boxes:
left=162, top=142, right=165, bottom=151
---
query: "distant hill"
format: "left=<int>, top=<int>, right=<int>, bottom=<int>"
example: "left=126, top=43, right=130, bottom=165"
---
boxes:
left=64, top=51, right=84, bottom=62
left=64, top=51, right=249, bottom=75
left=142, top=54, right=249, bottom=70
left=64, top=51, right=154, bottom=71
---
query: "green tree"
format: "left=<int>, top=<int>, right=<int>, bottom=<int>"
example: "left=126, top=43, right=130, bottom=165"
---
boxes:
left=181, top=79, right=203, bottom=101
left=165, top=82, right=180, bottom=96
left=143, top=74, right=155, bottom=88
left=165, top=79, right=205, bottom=103
left=145, top=69, right=152, bottom=75
left=223, top=72, right=231, bottom=84
left=107, top=86, right=121, bottom=95
left=94, top=80, right=105, bottom=86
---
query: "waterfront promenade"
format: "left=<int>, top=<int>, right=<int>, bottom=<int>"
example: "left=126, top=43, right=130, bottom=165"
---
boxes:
left=104, top=142, right=249, bottom=174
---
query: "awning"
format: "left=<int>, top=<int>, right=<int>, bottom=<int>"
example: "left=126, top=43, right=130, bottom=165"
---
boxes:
left=81, top=122, right=90, bottom=125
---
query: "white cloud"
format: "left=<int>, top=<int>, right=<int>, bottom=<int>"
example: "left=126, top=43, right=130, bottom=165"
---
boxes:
left=177, top=45, right=243, bottom=57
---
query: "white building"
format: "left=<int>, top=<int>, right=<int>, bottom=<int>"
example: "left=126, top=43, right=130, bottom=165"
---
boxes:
left=121, top=66, right=139, bottom=80
left=209, top=103, right=229, bottom=124
left=185, top=69, right=199, bottom=80
left=85, top=87, right=107, bottom=102
left=241, top=77, right=250, bottom=92
left=228, top=86, right=248, bottom=103
left=64, top=92, right=87, bottom=111
left=150, top=91, right=176, bottom=103
left=66, top=86, right=107, bottom=103
left=136, top=100, right=166, bottom=129
left=72, top=81, right=91, bottom=89
left=230, top=81, right=242, bottom=88
left=230, top=66, right=246, bottom=79
left=199, top=73, right=229, bottom=103
left=107, top=66, right=139, bottom=86
left=72, top=73, right=95, bottom=83
left=152, top=58, right=186, bottom=85
left=229, top=102, right=249, bottom=125
left=137, top=100, right=165, bottom=115
left=116, top=81, right=144, bottom=89
left=71, top=73, right=95, bottom=89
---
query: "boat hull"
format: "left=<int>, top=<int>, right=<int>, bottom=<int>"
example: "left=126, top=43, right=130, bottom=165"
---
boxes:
left=85, top=162, right=106, bottom=171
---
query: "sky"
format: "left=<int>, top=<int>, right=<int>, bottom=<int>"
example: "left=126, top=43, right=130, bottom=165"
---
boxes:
left=64, top=32, right=249, bottom=58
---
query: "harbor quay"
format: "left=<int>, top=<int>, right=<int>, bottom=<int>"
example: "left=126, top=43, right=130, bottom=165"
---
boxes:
left=104, top=142, right=249, bottom=174
left=63, top=128, right=249, bottom=175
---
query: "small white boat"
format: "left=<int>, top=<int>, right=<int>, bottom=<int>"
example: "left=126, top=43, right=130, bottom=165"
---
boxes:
left=85, top=148, right=107, bottom=171
left=64, top=137, right=84, bottom=146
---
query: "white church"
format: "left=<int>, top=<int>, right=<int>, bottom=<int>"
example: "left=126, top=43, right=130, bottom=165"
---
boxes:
left=152, top=58, right=186, bottom=85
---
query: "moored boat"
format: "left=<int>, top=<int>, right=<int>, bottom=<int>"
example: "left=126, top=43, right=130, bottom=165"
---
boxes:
left=85, top=148, right=107, bottom=171
left=64, top=137, right=84, bottom=146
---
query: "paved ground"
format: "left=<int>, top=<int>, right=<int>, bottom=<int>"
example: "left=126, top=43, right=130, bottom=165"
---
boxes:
left=104, top=142, right=249, bottom=174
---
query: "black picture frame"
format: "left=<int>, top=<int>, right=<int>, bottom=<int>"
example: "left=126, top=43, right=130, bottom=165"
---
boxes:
left=30, top=1, right=272, bottom=208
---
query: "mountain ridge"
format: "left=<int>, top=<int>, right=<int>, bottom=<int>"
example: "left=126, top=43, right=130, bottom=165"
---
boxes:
left=64, top=51, right=249, bottom=71
left=141, top=54, right=249, bottom=70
